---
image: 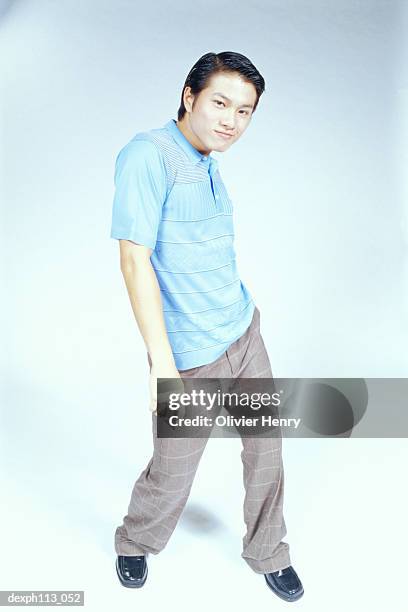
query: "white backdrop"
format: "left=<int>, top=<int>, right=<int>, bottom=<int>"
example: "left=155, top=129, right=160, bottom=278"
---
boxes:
left=1, top=1, right=407, bottom=611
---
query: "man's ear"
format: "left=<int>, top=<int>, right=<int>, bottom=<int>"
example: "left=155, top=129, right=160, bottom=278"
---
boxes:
left=183, top=86, right=195, bottom=113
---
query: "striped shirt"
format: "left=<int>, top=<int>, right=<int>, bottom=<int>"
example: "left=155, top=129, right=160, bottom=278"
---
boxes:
left=110, top=118, right=255, bottom=370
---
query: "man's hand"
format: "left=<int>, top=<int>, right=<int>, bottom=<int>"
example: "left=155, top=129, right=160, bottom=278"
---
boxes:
left=149, top=362, right=184, bottom=415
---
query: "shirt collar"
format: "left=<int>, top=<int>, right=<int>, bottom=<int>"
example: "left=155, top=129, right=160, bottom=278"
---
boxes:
left=164, top=119, right=218, bottom=172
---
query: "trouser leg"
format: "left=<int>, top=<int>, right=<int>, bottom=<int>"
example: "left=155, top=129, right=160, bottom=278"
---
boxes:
left=228, top=306, right=292, bottom=573
left=114, top=352, right=218, bottom=557
left=240, top=435, right=290, bottom=573
left=115, top=413, right=209, bottom=556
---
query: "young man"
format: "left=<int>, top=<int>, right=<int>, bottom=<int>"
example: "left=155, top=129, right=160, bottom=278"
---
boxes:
left=110, top=51, right=304, bottom=602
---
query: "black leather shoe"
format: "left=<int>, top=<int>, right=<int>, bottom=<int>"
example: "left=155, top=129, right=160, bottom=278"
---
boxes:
left=116, top=555, right=148, bottom=588
left=264, top=565, right=304, bottom=602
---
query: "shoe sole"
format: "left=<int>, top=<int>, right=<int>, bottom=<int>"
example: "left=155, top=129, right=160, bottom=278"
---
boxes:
left=264, top=576, right=304, bottom=602
left=115, top=558, right=148, bottom=589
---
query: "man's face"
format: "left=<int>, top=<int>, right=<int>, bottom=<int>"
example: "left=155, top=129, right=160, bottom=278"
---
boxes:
left=180, top=71, right=257, bottom=155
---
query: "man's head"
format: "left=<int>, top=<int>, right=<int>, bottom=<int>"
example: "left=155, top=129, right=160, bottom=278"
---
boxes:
left=176, top=51, right=265, bottom=156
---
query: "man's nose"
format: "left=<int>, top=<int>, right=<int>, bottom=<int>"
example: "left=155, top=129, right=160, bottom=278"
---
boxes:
left=220, top=110, right=236, bottom=130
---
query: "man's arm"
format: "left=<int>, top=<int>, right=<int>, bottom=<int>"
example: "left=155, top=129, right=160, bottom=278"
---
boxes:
left=110, top=136, right=181, bottom=412
left=119, top=239, right=176, bottom=368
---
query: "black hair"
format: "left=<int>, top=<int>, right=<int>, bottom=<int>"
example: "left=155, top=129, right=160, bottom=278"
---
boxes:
left=177, top=51, right=265, bottom=121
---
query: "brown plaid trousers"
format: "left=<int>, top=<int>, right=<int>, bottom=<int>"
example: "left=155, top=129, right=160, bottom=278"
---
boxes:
left=114, top=305, right=291, bottom=573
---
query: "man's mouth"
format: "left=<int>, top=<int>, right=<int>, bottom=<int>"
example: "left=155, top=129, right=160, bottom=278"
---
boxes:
left=214, top=130, right=234, bottom=140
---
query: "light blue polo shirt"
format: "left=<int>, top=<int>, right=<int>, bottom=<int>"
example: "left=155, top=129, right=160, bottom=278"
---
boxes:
left=110, top=118, right=255, bottom=370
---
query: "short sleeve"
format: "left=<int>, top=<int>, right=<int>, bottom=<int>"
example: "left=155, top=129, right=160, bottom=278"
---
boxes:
left=110, top=139, right=167, bottom=250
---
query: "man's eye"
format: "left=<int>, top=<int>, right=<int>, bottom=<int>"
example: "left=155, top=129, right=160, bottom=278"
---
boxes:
left=214, top=100, right=224, bottom=106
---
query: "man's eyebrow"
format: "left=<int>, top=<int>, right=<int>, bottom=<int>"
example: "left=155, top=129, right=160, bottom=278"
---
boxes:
left=212, top=92, right=254, bottom=109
